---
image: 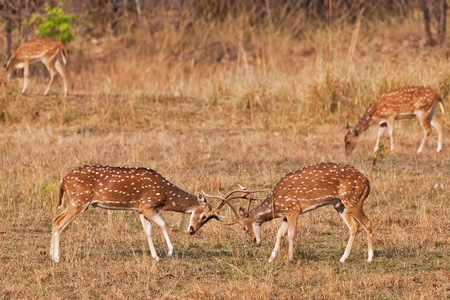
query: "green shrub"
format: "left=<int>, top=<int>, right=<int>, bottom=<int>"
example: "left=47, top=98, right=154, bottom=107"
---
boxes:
left=34, top=1, right=76, bottom=44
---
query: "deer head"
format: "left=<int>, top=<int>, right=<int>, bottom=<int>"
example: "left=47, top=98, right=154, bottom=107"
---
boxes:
left=187, top=193, right=219, bottom=235
left=344, top=123, right=358, bottom=155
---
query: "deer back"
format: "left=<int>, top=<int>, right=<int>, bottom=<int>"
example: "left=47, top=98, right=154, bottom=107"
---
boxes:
left=8, top=39, right=65, bottom=68
left=61, top=165, right=198, bottom=212
left=248, top=162, right=370, bottom=221
left=368, top=86, right=441, bottom=119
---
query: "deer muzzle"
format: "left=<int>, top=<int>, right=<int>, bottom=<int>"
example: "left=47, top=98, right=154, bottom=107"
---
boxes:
left=188, top=226, right=196, bottom=235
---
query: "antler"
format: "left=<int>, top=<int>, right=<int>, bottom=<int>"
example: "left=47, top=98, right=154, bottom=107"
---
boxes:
left=236, top=184, right=266, bottom=217
left=203, top=191, right=241, bottom=224
left=202, top=186, right=266, bottom=224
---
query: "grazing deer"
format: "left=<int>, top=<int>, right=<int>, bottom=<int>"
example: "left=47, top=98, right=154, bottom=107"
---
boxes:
left=5, top=38, right=68, bottom=96
left=204, top=162, right=373, bottom=263
left=50, top=165, right=219, bottom=262
left=345, top=86, right=444, bottom=155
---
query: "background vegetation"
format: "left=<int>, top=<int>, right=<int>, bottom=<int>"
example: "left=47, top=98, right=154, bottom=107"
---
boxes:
left=1, top=1, right=449, bottom=299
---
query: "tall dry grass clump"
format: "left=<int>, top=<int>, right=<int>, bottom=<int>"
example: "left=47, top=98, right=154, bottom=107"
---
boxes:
left=40, top=2, right=447, bottom=131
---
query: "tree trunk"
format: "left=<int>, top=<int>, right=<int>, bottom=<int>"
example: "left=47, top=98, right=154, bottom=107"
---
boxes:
left=421, top=0, right=436, bottom=45
left=440, top=0, right=447, bottom=43
left=5, top=17, right=11, bottom=54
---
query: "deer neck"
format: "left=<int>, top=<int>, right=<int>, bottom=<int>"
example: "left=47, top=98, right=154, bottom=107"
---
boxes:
left=5, top=57, right=16, bottom=73
left=162, top=183, right=199, bottom=213
left=248, top=194, right=278, bottom=225
left=354, top=103, right=377, bottom=135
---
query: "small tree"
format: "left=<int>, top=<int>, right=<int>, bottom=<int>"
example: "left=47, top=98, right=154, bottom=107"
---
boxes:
left=32, top=1, right=76, bottom=44
left=372, top=143, right=387, bottom=170
left=420, top=0, right=448, bottom=45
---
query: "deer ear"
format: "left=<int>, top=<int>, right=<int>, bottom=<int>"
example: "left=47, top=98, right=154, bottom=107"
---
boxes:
left=239, top=207, right=249, bottom=218
left=197, top=193, right=206, bottom=203
left=239, top=207, right=245, bottom=218
left=347, top=125, right=358, bottom=137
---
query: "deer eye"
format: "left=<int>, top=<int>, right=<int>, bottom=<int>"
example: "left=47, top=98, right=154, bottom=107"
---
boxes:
left=243, top=225, right=248, bottom=231
left=201, top=214, right=207, bottom=220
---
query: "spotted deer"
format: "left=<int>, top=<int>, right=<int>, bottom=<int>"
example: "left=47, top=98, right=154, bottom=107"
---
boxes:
left=345, top=86, right=444, bottom=155
left=204, top=162, right=373, bottom=263
left=5, top=38, right=68, bottom=96
left=50, top=165, right=219, bottom=262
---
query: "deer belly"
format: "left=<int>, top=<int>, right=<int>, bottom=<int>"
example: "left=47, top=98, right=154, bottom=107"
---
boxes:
left=300, top=198, right=339, bottom=213
left=395, top=113, right=415, bottom=120
left=91, top=200, right=140, bottom=211
left=91, top=189, right=142, bottom=210
left=15, top=62, right=25, bottom=69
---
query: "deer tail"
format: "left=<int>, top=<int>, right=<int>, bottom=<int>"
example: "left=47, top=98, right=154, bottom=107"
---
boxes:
left=438, top=98, right=445, bottom=114
left=60, top=47, right=68, bottom=65
left=58, top=183, right=65, bottom=209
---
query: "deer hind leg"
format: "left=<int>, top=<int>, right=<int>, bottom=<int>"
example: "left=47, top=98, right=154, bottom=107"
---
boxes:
left=431, top=117, right=443, bottom=152
left=417, top=114, right=433, bottom=153
left=42, top=58, right=58, bottom=96
left=50, top=204, right=90, bottom=263
left=268, top=218, right=288, bottom=262
left=54, top=59, right=68, bottom=96
left=346, top=206, right=373, bottom=262
left=335, top=205, right=359, bottom=262
left=139, top=208, right=173, bottom=260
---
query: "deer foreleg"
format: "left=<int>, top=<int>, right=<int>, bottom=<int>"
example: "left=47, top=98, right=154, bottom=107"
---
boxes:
left=374, top=123, right=387, bottom=152
left=152, top=213, right=174, bottom=257
left=140, top=209, right=174, bottom=259
left=139, top=214, right=160, bottom=261
left=6, top=71, right=12, bottom=84
left=268, top=219, right=288, bottom=262
left=386, top=119, right=395, bottom=151
left=22, top=62, right=30, bottom=94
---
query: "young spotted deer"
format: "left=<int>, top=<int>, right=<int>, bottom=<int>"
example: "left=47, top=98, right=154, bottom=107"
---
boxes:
left=50, top=165, right=219, bottom=262
left=345, top=86, right=444, bottom=155
left=205, top=162, right=373, bottom=263
left=5, top=38, right=68, bottom=96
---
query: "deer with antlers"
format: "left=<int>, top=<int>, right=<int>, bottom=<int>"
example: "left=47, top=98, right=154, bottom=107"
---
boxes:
left=345, top=86, right=444, bottom=155
left=204, top=162, right=373, bottom=263
left=50, top=165, right=220, bottom=262
left=5, top=38, right=68, bottom=96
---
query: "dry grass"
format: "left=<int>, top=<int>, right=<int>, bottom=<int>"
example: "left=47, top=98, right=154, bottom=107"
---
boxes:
left=1, top=7, right=450, bottom=300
